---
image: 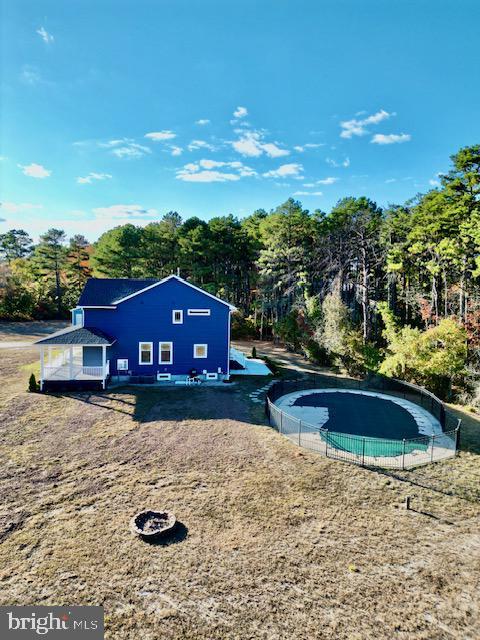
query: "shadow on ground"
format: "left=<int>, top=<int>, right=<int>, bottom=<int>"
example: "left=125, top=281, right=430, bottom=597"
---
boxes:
left=138, top=521, right=189, bottom=546
left=53, top=383, right=268, bottom=426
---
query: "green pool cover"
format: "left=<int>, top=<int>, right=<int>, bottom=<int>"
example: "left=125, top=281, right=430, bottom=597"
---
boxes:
left=293, top=392, right=430, bottom=457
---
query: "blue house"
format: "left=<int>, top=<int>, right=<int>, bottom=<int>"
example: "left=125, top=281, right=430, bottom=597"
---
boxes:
left=35, top=275, right=237, bottom=391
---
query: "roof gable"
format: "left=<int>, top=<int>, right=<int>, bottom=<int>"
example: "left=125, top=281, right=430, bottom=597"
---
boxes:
left=78, top=275, right=237, bottom=310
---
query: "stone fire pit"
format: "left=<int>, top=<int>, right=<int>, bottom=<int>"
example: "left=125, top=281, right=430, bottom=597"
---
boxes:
left=130, top=510, right=176, bottom=540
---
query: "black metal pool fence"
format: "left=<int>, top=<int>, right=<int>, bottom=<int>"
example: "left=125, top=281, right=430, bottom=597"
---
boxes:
left=265, top=373, right=461, bottom=469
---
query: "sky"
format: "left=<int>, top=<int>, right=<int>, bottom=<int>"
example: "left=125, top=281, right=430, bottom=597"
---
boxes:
left=1, top=0, right=479, bottom=242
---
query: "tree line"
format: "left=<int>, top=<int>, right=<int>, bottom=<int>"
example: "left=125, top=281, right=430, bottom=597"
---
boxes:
left=1, top=144, right=479, bottom=401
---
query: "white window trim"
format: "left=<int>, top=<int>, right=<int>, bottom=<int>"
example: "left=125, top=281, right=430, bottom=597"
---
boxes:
left=194, top=343, right=208, bottom=358
left=138, top=341, right=153, bottom=365
left=206, top=372, right=218, bottom=380
left=159, top=341, right=173, bottom=365
left=157, top=373, right=171, bottom=381
left=188, top=308, right=211, bottom=316
left=172, top=309, right=183, bottom=324
left=117, top=358, right=129, bottom=371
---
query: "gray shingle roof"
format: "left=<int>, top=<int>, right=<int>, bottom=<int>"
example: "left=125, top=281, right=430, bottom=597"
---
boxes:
left=35, top=326, right=116, bottom=346
left=78, top=278, right=160, bottom=306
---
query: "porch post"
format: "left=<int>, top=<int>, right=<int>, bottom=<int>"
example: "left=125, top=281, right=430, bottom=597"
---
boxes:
left=40, top=347, right=45, bottom=390
left=48, top=346, right=52, bottom=366
left=102, top=345, right=107, bottom=389
left=69, top=347, right=73, bottom=379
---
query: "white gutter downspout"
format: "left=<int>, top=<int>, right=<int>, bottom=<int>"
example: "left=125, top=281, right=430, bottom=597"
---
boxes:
left=227, top=310, right=231, bottom=380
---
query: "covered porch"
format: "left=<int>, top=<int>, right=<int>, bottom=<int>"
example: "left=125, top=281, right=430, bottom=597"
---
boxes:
left=35, top=326, right=116, bottom=391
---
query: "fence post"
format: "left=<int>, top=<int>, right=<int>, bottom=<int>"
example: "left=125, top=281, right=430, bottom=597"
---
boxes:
left=280, top=410, right=283, bottom=434
left=361, top=437, right=365, bottom=467
left=325, top=429, right=329, bottom=457
left=298, top=420, right=302, bottom=446
left=430, top=433, right=435, bottom=462
left=402, top=439, right=406, bottom=470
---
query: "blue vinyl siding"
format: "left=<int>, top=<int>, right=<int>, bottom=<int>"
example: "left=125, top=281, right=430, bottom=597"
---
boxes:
left=83, top=278, right=230, bottom=376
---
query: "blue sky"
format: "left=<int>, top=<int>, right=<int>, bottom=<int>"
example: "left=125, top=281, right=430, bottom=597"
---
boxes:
left=1, top=0, right=479, bottom=241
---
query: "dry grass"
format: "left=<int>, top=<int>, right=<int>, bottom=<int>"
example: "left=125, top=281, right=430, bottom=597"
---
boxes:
left=1, top=328, right=480, bottom=639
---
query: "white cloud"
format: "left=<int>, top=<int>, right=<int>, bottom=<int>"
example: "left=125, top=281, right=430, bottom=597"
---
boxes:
left=294, top=143, right=325, bottom=152
left=176, top=158, right=256, bottom=182
left=263, top=163, right=303, bottom=179
left=326, top=157, right=350, bottom=168
left=233, top=106, right=248, bottom=118
left=114, top=144, right=150, bottom=158
left=316, top=176, right=338, bottom=185
left=293, top=191, right=323, bottom=196
left=195, top=119, right=210, bottom=125
left=232, top=132, right=263, bottom=157
left=99, top=138, right=151, bottom=158
left=18, top=163, right=51, bottom=178
left=371, top=133, right=411, bottom=145
left=170, top=146, right=183, bottom=156
left=187, top=139, right=216, bottom=152
left=177, top=170, right=240, bottom=183
left=145, top=130, right=176, bottom=141
left=340, top=109, right=394, bottom=139
left=429, top=179, right=440, bottom=187
left=36, top=26, right=54, bottom=44
left=20, top=65, right=42, bottom=85
left=232, top=131, right=289, bottom=158
left=77, top=172, right=113, bottom=184
left=261, top=142, right=289, bottom=158
left=92, top=204, right=158, bottom=219
left=0, top=202, right=44, bottom=214
left=385, top=178, right=397, bottom=183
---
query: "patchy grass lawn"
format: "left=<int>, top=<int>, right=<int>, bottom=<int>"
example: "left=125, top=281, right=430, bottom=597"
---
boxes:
left=1, top=328, right=480, bottom=639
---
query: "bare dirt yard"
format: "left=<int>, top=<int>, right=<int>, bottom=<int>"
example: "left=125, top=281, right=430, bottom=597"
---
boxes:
left=1, top=326, right=480, bottom=639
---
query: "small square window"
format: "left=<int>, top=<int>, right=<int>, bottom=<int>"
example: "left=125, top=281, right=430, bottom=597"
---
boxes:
left=117, top=358, right=128, bottom=371
left=139, top=342, right=153, bottom=365
left=159, top=341, right=173, bottom=364
left=194, top=344, right=208, bottom=358
left=172, top=310, right=183, bottom=324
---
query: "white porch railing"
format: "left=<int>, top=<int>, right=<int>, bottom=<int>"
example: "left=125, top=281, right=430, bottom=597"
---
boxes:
left=43, top=360, right=110, bottom=381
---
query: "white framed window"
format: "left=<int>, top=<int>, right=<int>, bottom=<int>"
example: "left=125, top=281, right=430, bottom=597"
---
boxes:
left=157, top=373, right=171, bottom=381
left=188, top=309, right=211, bottom=317
left=194, top=343, right=208, bottom=358
left=139, top=342, right=153, bottom=365
left=117, top=358, right=128, bottom=371
left=172, top=309, right=183, bottom=324
left=159, top=341, right=173, bottom=364
left=206, top=372, right=218, bottom=380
